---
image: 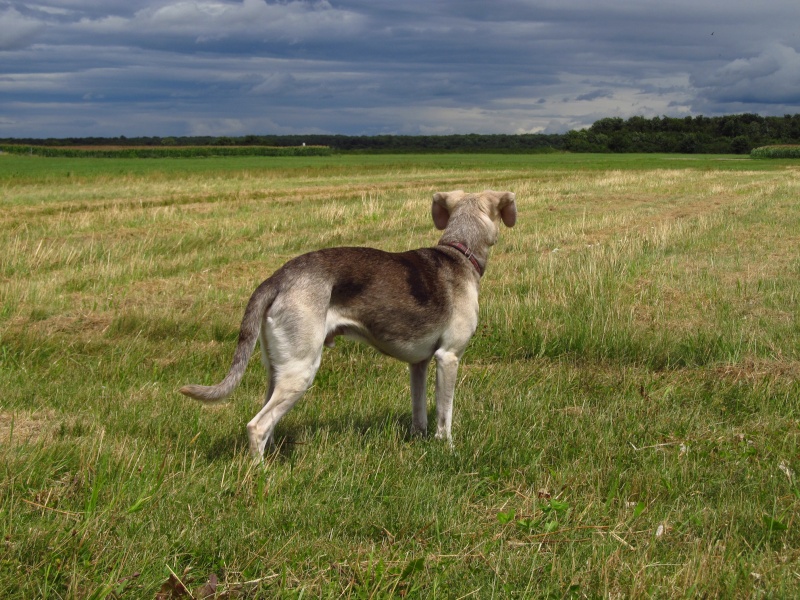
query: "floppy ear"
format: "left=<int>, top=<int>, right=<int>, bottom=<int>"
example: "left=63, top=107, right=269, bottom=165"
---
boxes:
left=497, top=191, right=517, bottom=227
left=432, top=191, right=463, bottom=230
left=432, top=194, right=450, bottom=230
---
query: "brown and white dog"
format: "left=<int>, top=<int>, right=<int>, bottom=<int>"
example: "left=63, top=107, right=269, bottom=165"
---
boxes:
left=180, top=190, right=516, bottom=459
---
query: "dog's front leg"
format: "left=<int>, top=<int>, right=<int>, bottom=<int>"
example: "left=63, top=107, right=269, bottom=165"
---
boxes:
left=410, top=360, right=429, bottom=435
left=433, top=349, right=459, bottom=443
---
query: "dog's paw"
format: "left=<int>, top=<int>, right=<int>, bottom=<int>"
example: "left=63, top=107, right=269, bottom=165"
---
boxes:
left=410, top=424, right=428, bottom=437
left=434, top=431, right=454, bottom=450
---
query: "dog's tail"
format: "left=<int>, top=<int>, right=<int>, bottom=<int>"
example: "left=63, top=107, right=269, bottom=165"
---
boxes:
left=179, top=278, right=278, bottom=404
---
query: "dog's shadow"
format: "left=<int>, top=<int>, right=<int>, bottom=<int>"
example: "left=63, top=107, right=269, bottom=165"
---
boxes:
left=202, top=408, right=421, bottom=463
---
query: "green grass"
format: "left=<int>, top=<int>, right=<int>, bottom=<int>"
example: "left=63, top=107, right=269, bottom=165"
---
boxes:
left=1, top=153, right=799, bottom=598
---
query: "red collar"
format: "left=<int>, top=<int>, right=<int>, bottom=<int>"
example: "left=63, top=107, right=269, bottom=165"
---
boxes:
left=442, top=242, right=483, bottom=276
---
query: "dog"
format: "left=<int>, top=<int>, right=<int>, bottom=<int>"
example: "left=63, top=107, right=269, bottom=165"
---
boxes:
left=180, top=190, right=516, bottom=459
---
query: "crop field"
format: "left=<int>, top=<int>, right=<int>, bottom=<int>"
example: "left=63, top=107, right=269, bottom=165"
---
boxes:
left=1, top=152, right=799, bottom=598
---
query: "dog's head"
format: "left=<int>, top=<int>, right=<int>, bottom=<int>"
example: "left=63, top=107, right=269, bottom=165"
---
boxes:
left=432, top=190, right=516, bottom=244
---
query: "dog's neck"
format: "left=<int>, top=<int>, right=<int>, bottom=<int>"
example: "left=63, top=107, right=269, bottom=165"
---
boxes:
left=437, top=212, right=493, bottom=277
left=440, top=241, right=484, bottom=276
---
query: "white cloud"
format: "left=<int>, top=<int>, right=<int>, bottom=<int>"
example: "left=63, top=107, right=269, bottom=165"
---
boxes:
left=0, top=8, right=45, bottom=50
left=72, top=0, right=367, bottom=44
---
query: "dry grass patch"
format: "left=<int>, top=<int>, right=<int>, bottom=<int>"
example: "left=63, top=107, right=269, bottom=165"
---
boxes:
left=0, top=409, right=97, bottom=448
left=0, top=410, right=59, bottom=445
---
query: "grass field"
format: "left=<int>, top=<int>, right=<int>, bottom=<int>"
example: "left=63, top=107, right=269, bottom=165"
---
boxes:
left=1, top=152, right=799, bottom=598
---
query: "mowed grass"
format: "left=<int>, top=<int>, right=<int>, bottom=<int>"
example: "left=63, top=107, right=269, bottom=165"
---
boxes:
left=1, top=153, right=799, bottom=598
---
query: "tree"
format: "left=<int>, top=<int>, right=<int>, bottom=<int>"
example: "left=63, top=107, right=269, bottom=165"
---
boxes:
left=731, top=136, right=752, bottom=154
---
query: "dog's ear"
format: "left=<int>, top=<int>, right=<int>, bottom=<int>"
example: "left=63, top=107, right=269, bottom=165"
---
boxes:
left=432, top=191, right=464, bottom=230
left=495, top=191, right=517, bottom=228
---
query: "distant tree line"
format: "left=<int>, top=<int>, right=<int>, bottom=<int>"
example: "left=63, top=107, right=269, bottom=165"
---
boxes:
left=0, top=133, right=565, bottom=154
left=3, top=113, right=800, bottom=154
left=566, top=114, right=800, bottom=154
left=0, top=144, right=330, bottom=158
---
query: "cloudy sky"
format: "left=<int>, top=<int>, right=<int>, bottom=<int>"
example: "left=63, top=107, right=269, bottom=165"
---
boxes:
left=2, top=0, right=800, bottom=138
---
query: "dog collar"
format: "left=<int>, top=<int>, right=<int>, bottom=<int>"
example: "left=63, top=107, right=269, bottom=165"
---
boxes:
left=442, top=242, right=484, bottom=276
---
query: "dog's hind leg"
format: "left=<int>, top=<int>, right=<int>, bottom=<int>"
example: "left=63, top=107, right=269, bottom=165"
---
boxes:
left=247, top=311, right=325, bottom=459
left=259, top=321, right=275, bottom=406
left=246, top=376, right=311, bottom=458
left=246, top=350, right=322, bottom=457
left=410, top=360, right=429, bottom=435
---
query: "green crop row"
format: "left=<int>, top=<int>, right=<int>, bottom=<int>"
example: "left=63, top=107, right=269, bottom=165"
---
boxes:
left=750, top=145, right=800, bottom=159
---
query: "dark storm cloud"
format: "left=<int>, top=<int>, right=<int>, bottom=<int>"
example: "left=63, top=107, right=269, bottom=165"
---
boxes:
left=1, top=0, right=799, bottom=137
left=692, top=43, right=800, bottom=106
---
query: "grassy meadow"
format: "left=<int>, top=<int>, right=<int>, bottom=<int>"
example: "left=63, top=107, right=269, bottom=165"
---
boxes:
left=1, top=152, right=799, bottom=598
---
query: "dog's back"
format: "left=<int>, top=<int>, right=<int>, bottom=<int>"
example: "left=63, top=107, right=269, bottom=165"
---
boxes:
left=273, top=246, right=479, bottom=364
